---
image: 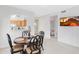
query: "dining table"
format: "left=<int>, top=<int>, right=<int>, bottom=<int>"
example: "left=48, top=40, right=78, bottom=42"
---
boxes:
left=14, top=36, right=31, bottom=53
left=14, top=37, right=30, bottom=44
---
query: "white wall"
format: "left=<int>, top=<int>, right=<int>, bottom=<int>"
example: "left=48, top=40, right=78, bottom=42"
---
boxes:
left=0, top=6, right=35, bottom=48
left=58, top=6, right=79, bottom=47
left=38, top=14, right=58, bottom=39
left=38, top=15, right=50, bottom=39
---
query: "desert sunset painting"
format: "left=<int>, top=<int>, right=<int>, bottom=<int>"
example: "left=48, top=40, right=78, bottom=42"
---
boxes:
left=60, top=16, right=79, bottom=26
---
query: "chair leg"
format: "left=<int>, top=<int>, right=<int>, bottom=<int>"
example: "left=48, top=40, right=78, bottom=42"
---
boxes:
left=11, top=50, right=13, bottom=54
left=22, top=49, right=28, bottom=54
left=24, top=50, right=28, bottom=54
left=41, top=45, right=44, bottom=50
left=20, top=50, right=24, bottom=54
left=11, top=52, right=13, bottom=54
left=38, top=50, right=41, bottom=54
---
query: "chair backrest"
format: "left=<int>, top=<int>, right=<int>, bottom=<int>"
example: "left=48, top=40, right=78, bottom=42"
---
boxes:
left=29, top=36, right=40, bottom=50
left=39, top=31, right=45, bottom=44
left=39, top=31, right=45, bottom=39
left=30, top=36, right=37, bottom=46
left=28, top=35, right=42, bottom=54
left=34, top=35, right=42, bottom=49
left=6, top=34, right=13, bottom=49
left=22, top=31, right=30, bottom=38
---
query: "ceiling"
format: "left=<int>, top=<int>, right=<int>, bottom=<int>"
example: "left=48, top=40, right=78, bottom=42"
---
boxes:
left=10, top=5, right=76, bottom=16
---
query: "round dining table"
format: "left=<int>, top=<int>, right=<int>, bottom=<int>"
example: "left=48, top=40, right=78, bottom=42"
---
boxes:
left=14, top=37, right=30, bottom=44
left=14, top=37, right=31, bottom=54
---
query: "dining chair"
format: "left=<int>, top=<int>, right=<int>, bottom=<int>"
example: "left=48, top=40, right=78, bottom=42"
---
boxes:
left=39, top=31, right=45, bottom=50
left=25, top=36, right=41, bottom=54
left=7, top=34, right=24, bottom=54
left=22, top=31, right=30, bottom=39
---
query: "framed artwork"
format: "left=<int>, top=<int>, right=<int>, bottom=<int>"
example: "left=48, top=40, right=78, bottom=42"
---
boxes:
left=60, top=16, right=79, bottom=26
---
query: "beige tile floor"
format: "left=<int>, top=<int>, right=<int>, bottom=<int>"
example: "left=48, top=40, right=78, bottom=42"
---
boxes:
left=43, top=37, right=79, bottom=54
left=0, top=37, right=79, bottom=54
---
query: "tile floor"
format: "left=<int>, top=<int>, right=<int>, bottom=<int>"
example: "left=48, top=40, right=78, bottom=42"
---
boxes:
left=43, top=37, right=79, bottom=54
left=0, top=37, right=79, bottom=54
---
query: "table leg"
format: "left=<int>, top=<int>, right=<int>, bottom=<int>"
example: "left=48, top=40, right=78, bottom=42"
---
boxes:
left=22, top=45, right=28, bottom=54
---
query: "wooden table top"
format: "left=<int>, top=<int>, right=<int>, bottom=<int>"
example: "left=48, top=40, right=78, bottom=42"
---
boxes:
left=14, top=37, right=30, bottom=44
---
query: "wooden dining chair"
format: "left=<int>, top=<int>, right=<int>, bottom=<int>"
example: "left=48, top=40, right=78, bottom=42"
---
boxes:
left=7, top=34, right=24, bottom=54
left=25, top=36, right=41, bottom=54
left=39, top=31, right=45, bottom=50
left=22, top=31, right=30, bottom=39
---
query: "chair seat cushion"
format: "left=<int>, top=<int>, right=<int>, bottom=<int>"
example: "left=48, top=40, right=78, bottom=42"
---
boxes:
left=13, top=44, right=23, bottom=52
left=13, top=44, right=24, bottom=48
left=32, top=50, right=39, bottom=54
left=26, top=47, right=39, bottom=54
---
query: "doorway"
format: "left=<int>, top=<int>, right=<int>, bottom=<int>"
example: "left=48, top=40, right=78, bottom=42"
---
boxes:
left=50, top=15, right=58, bottom=39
